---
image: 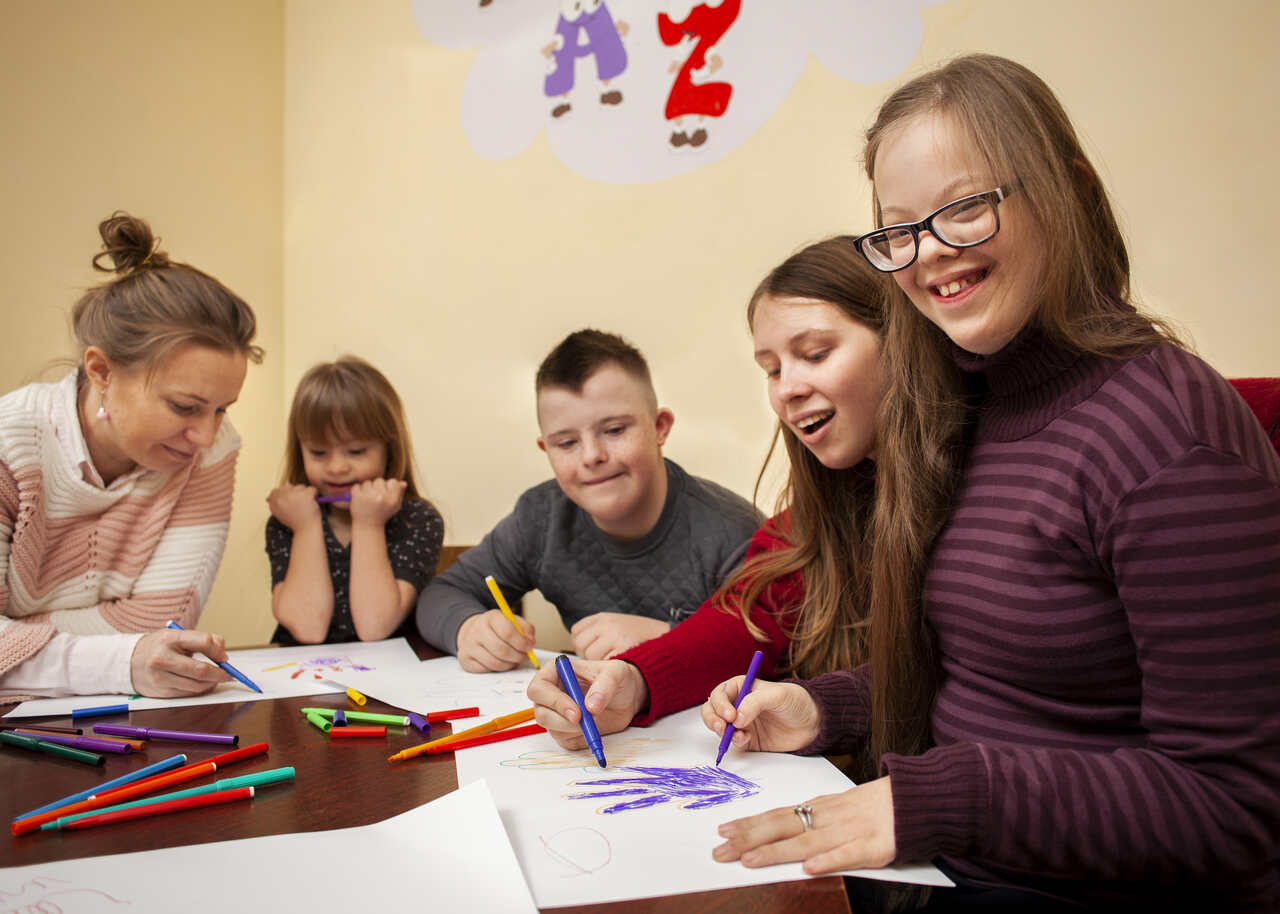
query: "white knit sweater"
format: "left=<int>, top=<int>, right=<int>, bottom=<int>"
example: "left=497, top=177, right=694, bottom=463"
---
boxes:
left=0, top=372, right=239, bottom=698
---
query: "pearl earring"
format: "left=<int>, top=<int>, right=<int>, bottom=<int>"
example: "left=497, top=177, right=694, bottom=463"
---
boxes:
left=96, top=390, right=109, bottom=422
left=96, top=405, right=109, bottom=421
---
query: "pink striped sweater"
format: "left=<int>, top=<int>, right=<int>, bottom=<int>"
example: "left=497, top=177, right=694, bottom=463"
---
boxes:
left=0, top=372, right=239, bottom=694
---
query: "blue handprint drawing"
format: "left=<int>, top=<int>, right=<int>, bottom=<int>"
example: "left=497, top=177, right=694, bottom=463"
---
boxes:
left=568, top=765, right=759, bottom=813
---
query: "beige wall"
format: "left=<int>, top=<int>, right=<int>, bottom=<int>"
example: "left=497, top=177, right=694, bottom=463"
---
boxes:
left=283, top=0, right=1277, bottom=647
left=0, top=2, right=284, bottom=646
left=4, top=1, right=1275, bottom=649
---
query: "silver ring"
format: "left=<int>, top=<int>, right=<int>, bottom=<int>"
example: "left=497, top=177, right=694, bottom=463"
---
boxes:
left=793, top=803, right=813, bottom=831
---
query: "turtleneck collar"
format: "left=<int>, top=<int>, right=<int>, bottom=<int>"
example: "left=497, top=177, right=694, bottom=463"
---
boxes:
left=951, top=323, right=1125, bottom=441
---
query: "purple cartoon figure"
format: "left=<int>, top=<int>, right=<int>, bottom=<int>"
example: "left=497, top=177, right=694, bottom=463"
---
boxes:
left=542, top=0, right=630, bottom=118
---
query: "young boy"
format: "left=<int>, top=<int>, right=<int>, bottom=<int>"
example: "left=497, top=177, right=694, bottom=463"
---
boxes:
left=415, top=329, right=759, bottom=672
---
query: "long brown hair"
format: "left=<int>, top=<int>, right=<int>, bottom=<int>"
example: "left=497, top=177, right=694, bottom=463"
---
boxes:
left=717, top=236, right=888, bottom=681
left=864, top=54, right=1184, bottom=762
left=73, top=211, right=264, bottom=383
left=281, top=356, right=425, bottom=502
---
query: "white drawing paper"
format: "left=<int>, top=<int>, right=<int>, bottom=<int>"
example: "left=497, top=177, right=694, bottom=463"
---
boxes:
left=3, top=638, right=422, bottom=719
left=453, top=706, right=952, bottom=907
left=0, top=780, right=537, bottom=913
left=330, top=650, right=553, bottom=724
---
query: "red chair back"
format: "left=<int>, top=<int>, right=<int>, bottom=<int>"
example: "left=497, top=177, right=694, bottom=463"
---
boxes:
left=1230, top=378, right=1280, bottom=455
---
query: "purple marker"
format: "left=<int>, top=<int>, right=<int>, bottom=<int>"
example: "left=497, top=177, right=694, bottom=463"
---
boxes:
left=715, top=650, right=764, bottom=766
left=316, top=493, right=351, bottom=504
left=408, top=712, right=431, bottom=736
left=93, top=724, right=238, bottom=746
left=15, top=731, right=133, bottom=754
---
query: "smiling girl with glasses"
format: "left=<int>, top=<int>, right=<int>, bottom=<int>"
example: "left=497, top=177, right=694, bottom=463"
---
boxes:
left=703, top=54, right=1280, bottom=912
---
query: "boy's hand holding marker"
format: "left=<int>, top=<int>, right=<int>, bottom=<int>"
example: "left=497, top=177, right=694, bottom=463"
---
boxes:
left=528, top=656, right=649, bottom=750
left=455, top=576, right=539, bottom=673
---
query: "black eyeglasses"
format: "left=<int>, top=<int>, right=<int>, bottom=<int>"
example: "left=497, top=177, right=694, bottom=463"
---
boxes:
left=853, top=182, right=1019, bottom=273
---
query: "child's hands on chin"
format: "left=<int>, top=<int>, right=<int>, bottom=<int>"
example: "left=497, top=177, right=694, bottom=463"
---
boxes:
left=349, top=478, right=407, bottom=526
left=267, top=484, right=320, bottom=530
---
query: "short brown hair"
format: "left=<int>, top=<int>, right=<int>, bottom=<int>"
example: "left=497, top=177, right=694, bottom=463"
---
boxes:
left=535, top=329, right=656, bottom=408
left=281, top=356, right=423, bottom=501
left=72, top=211, right=263, bottom=382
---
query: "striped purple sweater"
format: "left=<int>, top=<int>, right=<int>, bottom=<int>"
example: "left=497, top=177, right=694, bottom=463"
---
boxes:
left=801, top=332, right=1280, bottom=910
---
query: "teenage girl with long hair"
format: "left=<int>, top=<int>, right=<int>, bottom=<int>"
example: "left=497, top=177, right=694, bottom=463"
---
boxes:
left=528, top=236, right=889, bottom=766
left=705, top=54, right=1280, bottom=911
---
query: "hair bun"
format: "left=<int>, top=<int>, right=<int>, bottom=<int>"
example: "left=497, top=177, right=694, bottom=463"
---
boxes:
left=91, top=210, right=169, bottom=273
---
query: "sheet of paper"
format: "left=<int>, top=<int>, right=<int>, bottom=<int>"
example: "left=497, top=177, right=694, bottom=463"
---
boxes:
left=0, top=779, right=537, bottom=913
left=3, top=638, right=422, bottom=719
left=331, top=650, right=553, bottom=724
left=453, top=705, right=952, bottom=907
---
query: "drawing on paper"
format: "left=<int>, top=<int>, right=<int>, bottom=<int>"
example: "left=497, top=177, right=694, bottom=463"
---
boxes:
left=0, top=875, right=132, bottom=910
left=423, top=671, right=533, bottom=703
left=539, top=825, right=613, bottom=877
left=256, top=656, right=376, bottom=680
left=567, top=765, right=759, bottom=813
left=500, top=737, right=669, bottom=772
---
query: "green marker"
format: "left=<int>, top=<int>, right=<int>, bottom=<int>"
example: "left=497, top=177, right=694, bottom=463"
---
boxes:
left=305, top=711, right=332, bottom=734
left=40, top=766, right=297, bottom=831
left=299, top=707, right=409, bottom=726
left=0, top=730, right=104, bottom=766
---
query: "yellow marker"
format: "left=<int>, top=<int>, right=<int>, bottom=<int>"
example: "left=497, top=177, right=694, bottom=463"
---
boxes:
left=389, top=707, right=536, bottom=763
left=484, top=575, right=540, bottom=669
left=345, top=687, right=367, bottom=707
left=263, top=661, right=298, bottom=672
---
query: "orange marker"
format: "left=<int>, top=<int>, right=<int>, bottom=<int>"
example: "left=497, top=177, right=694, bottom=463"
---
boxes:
left=11, top=762, right=217, bottom=836
left=388, top=707, right=536, bottom=762
left=423, top=723, right=545, bottom=754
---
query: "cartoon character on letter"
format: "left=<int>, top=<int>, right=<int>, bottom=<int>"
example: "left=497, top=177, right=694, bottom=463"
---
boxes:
left=658, top=0, right=740, bottom=148
left=543, top=0, right=630, bottom=118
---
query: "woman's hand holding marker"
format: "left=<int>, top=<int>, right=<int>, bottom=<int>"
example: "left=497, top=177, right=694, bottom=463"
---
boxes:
left=700, top=676, right=821, bottom=756
left=527, top=657, right=649, bottom=750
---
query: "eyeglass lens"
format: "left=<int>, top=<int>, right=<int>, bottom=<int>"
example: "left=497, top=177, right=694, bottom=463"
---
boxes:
left=861, top=195, right=999, bottom=271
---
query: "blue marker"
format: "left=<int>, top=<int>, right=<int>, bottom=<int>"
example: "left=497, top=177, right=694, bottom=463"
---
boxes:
left=555, top=654, right=606, bottom=768
left=715, top=650, right=764, bottom=766
left=165, top=621, right=262, bottom=693
left=70, top=703, right=130, bottom=720
left=12, top=753, right=187, bottom=822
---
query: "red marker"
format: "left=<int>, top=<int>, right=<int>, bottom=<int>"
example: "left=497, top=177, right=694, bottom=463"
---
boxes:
left=329, top=726, right=386, bottom=739
left=62, top=786, right=255, bottom=831
left=92, top=742, right=268, bottom=801
left=423, top=723, right=545, bottom=754
left=425, top=707, right=480, bottom=723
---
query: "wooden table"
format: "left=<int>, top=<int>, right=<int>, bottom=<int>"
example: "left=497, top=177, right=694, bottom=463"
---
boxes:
left=0, top=638, right=851, bottom=914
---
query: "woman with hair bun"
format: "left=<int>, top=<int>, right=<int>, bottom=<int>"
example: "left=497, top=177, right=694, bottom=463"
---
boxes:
left=0, top=211, right=263, bottom=700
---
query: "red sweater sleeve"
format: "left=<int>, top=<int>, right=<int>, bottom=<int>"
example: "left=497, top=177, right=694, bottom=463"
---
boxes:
left=619, top=516, right=802, bottom=725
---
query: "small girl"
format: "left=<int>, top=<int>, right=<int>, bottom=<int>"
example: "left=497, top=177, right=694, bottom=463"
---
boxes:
left=267, top=356, right=443, bottom=645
